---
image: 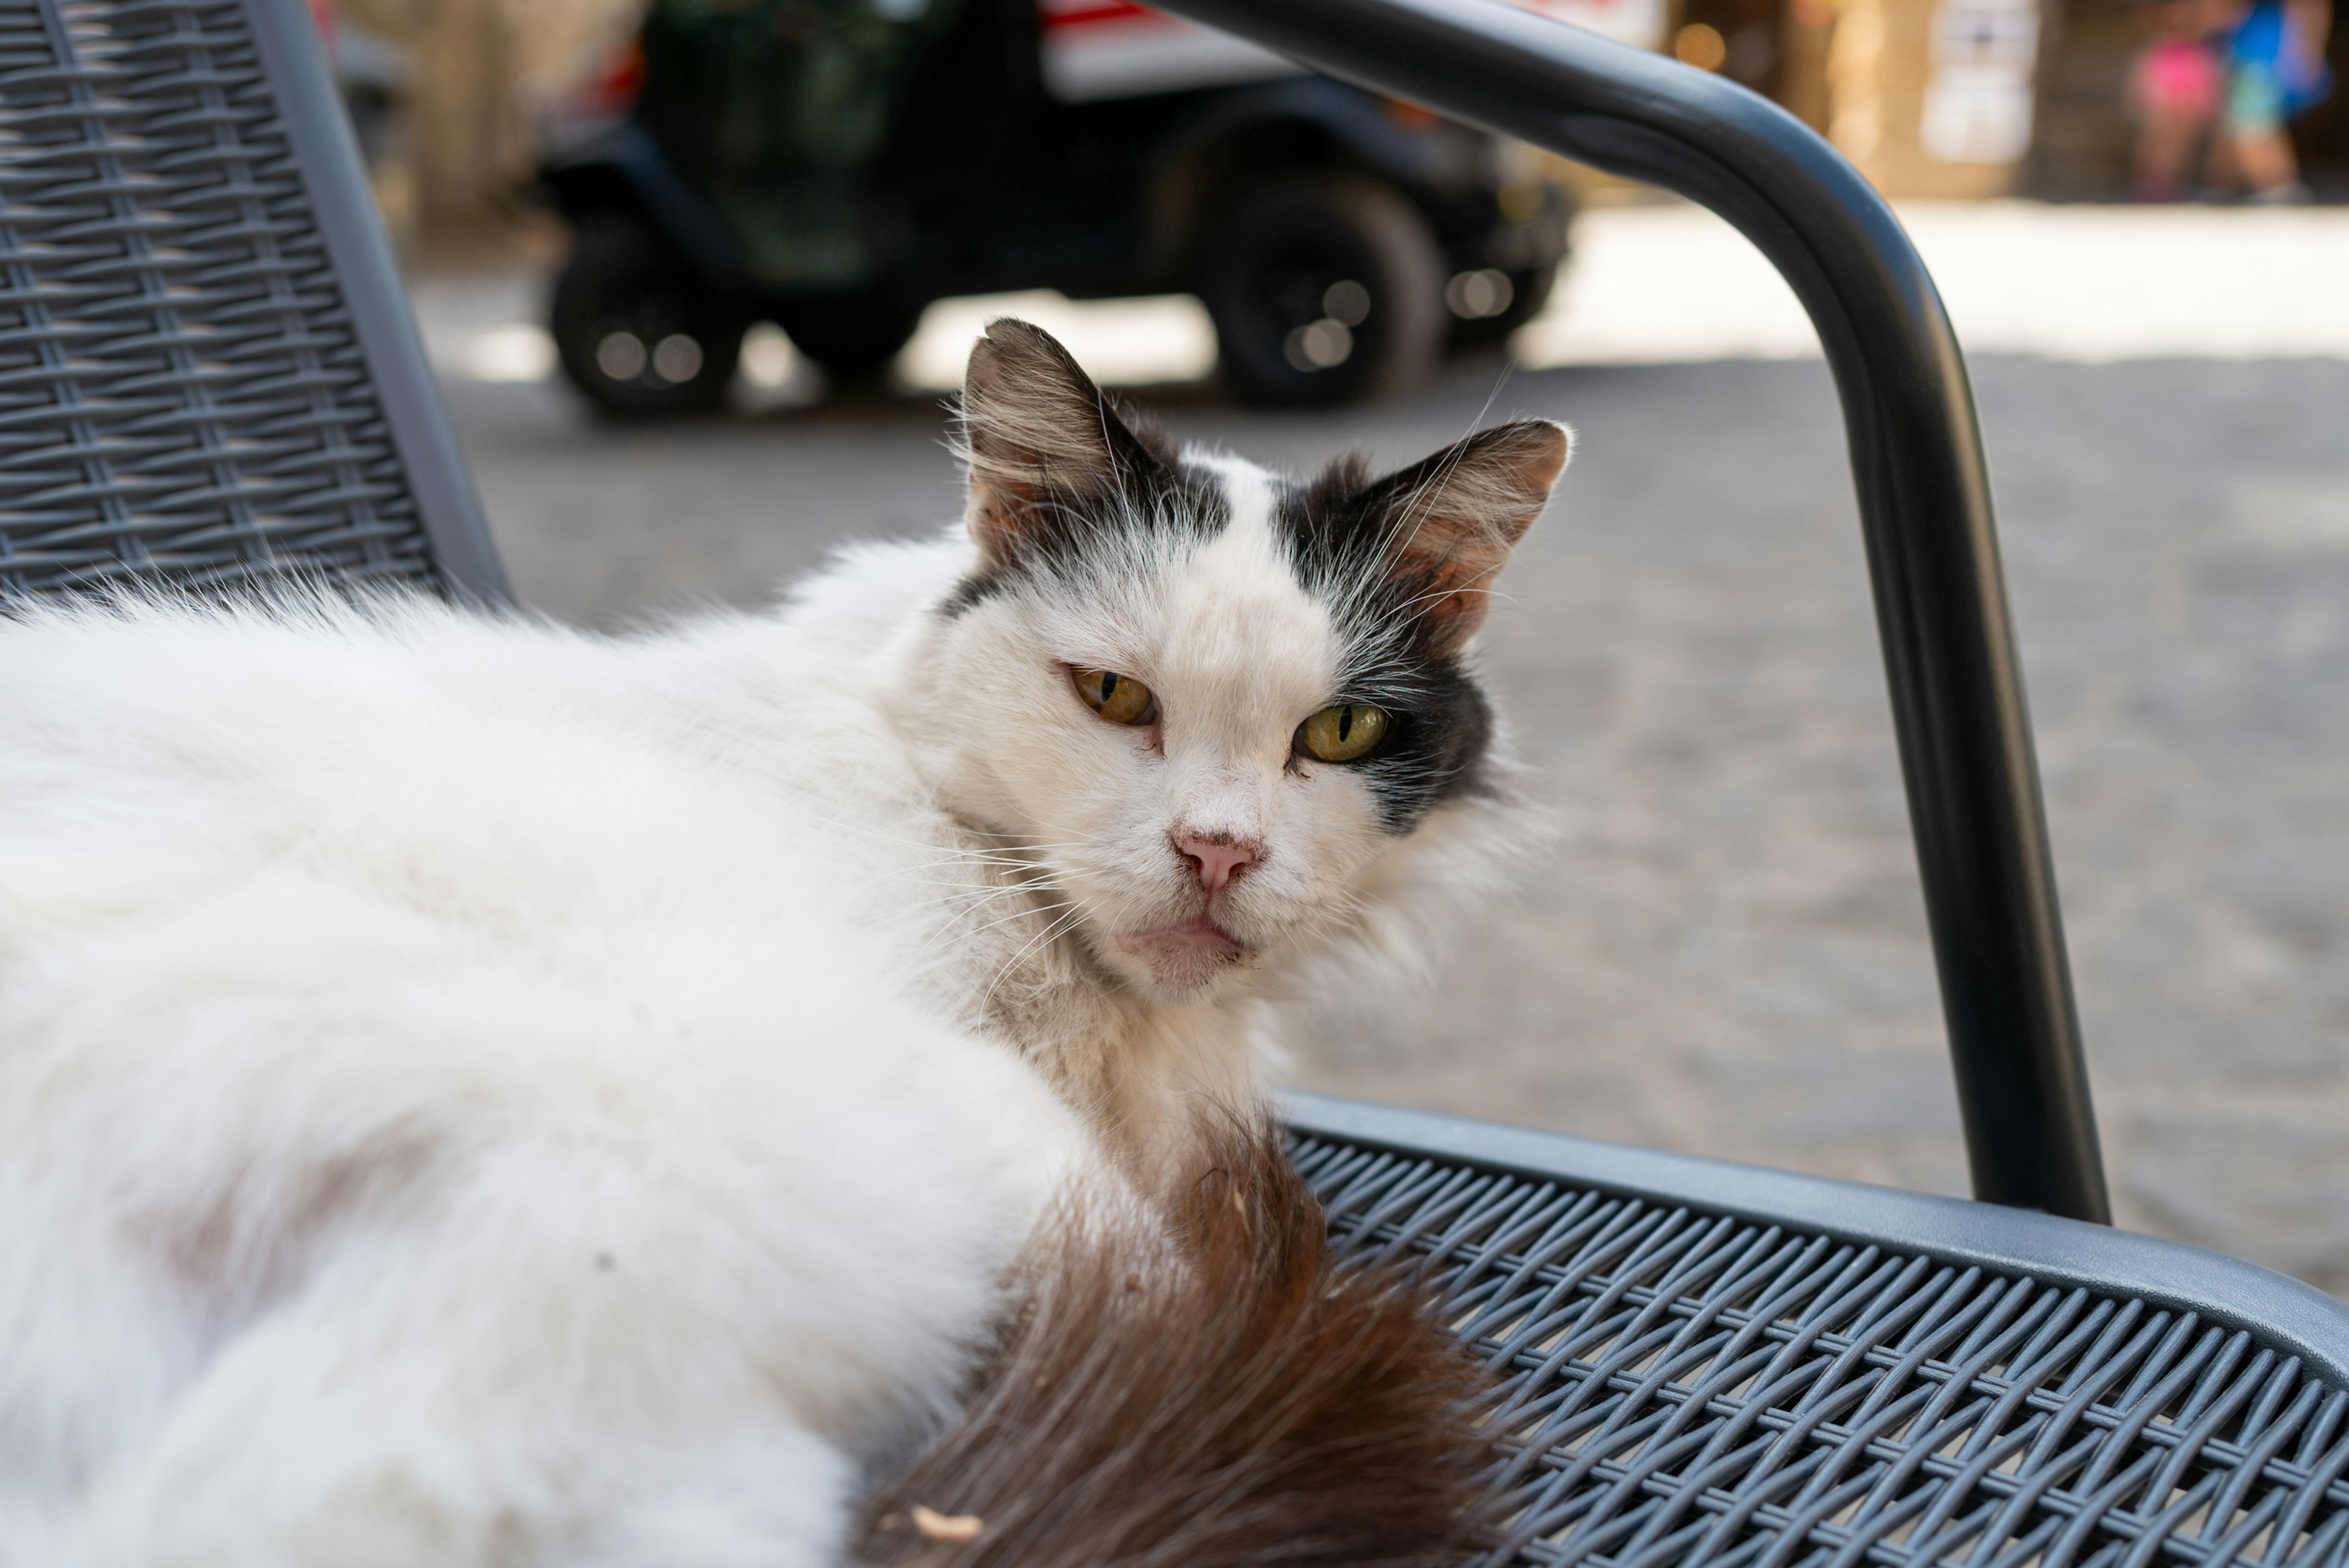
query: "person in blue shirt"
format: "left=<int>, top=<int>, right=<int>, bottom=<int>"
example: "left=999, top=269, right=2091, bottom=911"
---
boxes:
left=2219, top=0, right=2334, bottom=200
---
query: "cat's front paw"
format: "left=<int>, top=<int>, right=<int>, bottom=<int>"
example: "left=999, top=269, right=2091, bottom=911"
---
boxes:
left=56, top=1424, right=853, bottom=1568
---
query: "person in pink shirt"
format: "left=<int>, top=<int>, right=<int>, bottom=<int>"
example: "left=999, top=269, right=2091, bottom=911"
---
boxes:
left=2129, top=0, right=2241, bottom=199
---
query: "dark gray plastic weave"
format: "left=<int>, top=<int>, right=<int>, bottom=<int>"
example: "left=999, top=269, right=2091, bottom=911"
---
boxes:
left=1297, top=1133, right=2349, bottom=1568
left=0, top=0, right=445, bottom=595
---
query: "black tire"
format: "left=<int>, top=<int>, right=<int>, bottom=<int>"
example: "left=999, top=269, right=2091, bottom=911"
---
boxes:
left=1447, top=262, right=1557, bottom=351
left=551, top=214, right=744, bottom=418
left=775, top=297, right=925, bottom=385
left=1194, top=176, right=1446, bottom=408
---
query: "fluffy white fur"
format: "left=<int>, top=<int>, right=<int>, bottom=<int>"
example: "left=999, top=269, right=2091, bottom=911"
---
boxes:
left=0, top=395, right=1555, bottom=1564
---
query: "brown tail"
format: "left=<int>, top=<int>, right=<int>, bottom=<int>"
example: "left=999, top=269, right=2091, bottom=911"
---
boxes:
left=857, top=1112, right=1499, bottom=1568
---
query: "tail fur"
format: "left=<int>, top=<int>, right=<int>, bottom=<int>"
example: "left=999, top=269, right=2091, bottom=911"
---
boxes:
left=858, top=1112, right=1497, bottom=1567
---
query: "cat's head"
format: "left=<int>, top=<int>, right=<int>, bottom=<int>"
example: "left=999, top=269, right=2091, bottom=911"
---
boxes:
left=915, top=319, right=1567, bottom=1003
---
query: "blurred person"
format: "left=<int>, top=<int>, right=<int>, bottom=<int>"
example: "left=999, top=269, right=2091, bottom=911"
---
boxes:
left=2217, top=0, right=2334, bottom=201
left=2129, top=0, right=2236, bottom=199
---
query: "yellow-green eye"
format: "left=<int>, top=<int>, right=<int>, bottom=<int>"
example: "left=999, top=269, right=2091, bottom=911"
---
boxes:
left=1297, top=702, right=1389, bottom=763
left=1074, top=667, right=1156, bottom=726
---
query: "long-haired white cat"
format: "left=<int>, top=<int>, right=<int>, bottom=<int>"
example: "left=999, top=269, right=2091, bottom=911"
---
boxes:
left=0, top=321, right=1568, bottom=1567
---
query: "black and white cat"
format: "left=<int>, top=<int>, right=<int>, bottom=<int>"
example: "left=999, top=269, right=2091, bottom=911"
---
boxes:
left=0, top=320, right=1568, bottom=1566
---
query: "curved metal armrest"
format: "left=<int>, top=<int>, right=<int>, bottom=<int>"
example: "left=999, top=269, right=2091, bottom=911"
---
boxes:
left=1155, top=0, right=2110, bottom=1222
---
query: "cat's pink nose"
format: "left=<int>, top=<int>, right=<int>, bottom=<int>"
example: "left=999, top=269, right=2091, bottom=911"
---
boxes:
left=1178, top=834, right=1260, bottom=894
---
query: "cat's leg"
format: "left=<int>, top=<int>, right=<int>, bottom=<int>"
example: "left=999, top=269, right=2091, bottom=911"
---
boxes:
left=65, top=1391, right=852, bottom=1568
left=18, top=908, right=1082, bottom=1568
left=577, top=1429, right=858, bottom=1568
left=0, top=1198, right=196, bottom=1568
left=48, top=1178, right=869, bottom=1568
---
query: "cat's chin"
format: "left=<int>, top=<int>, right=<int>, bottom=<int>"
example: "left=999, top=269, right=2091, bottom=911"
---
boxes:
left=1115, top=913, right=1254, bottom=994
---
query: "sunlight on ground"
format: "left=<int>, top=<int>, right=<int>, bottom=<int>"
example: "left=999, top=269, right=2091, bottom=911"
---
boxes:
left=453, top=321, right=558, bottom=382
left=1515, top=201, right=2349, bottom=366
left=894, top=290, right=1220, bottom=390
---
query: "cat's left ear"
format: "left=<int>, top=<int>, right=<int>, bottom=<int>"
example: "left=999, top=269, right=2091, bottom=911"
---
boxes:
left=955, top=318, right=1170, bottom=570
left=1362, top=419, right=1572, bottom=655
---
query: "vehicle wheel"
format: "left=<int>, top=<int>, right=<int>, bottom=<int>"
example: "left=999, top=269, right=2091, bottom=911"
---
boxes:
left=1195, top=176, right=1446, bottom=408
left=775, top=297, right=926, bottom=385
left=551, top=213, right=744, bottom=418
left=1446, top=263, right=1557, bottom=351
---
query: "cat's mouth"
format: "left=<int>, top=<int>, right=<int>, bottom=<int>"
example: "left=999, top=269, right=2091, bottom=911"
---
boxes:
left=1115, top=912, right=1253, bottom=987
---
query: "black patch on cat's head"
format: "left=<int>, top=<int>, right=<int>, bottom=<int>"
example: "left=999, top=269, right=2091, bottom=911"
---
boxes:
left=1271, top=422, right=1568, bottom=831
left=940, top=320, right=1228, bottom=615
left=1271, top=461, right=1493, bottom=832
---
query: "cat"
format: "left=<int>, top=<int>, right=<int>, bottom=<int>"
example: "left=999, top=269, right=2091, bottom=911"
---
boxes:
left=0, top=318, right=1568, bottom=1567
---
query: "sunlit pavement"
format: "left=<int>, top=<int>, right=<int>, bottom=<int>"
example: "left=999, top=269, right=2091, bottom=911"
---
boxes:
left=415, top=200, right=2349, bottom=1294
left=1517, top=199, right=2349, bottom=364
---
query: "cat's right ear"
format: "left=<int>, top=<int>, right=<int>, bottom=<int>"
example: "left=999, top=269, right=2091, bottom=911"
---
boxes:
left=956, top=319, right=1165, bottom=570
left=1356, top=419, right=1570, bottom=656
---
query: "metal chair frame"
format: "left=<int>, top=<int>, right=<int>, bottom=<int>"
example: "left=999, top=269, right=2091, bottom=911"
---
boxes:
left=5, top=0, right=2346, bottom=1562
left=1155, top=0, right=2101, bottom=1225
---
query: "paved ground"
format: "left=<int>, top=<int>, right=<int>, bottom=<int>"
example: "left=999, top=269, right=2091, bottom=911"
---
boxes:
left=1514, top=201, right=2349, bottom=365
left=417, top=211, right=2349, bottom=1296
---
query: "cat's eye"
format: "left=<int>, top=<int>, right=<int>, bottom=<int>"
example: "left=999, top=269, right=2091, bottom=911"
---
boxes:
left=1074, top=667, right=1156, bottom=726
left=1296, top=703, right=1389, bottom=764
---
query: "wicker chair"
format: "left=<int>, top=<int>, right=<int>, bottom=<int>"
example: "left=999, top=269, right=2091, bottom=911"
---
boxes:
left=4, top=0, right=2345, bottom=1562
left=0, top=0, right=500, bottom=598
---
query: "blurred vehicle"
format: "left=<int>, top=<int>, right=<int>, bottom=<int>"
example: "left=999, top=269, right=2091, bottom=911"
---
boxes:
left=537, top=0, right=1574, bottom=415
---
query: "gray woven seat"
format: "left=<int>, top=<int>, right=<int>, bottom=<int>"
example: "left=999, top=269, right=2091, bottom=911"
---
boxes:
left=4, top=1, right=2344, bottom=1565
left=1293, top=1098, right=2349, bottom=1567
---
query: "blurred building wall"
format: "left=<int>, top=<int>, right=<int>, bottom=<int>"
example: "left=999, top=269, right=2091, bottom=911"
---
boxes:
left=329, top=0, right=642, bottom=237
left=1675, top=0, right=2046, bottom=193
left=1784, top=0, right=2342, bottom=198
left=349, top=0, right=2346, bottom=240
left=2023, top=0, right=2136, bottom=193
